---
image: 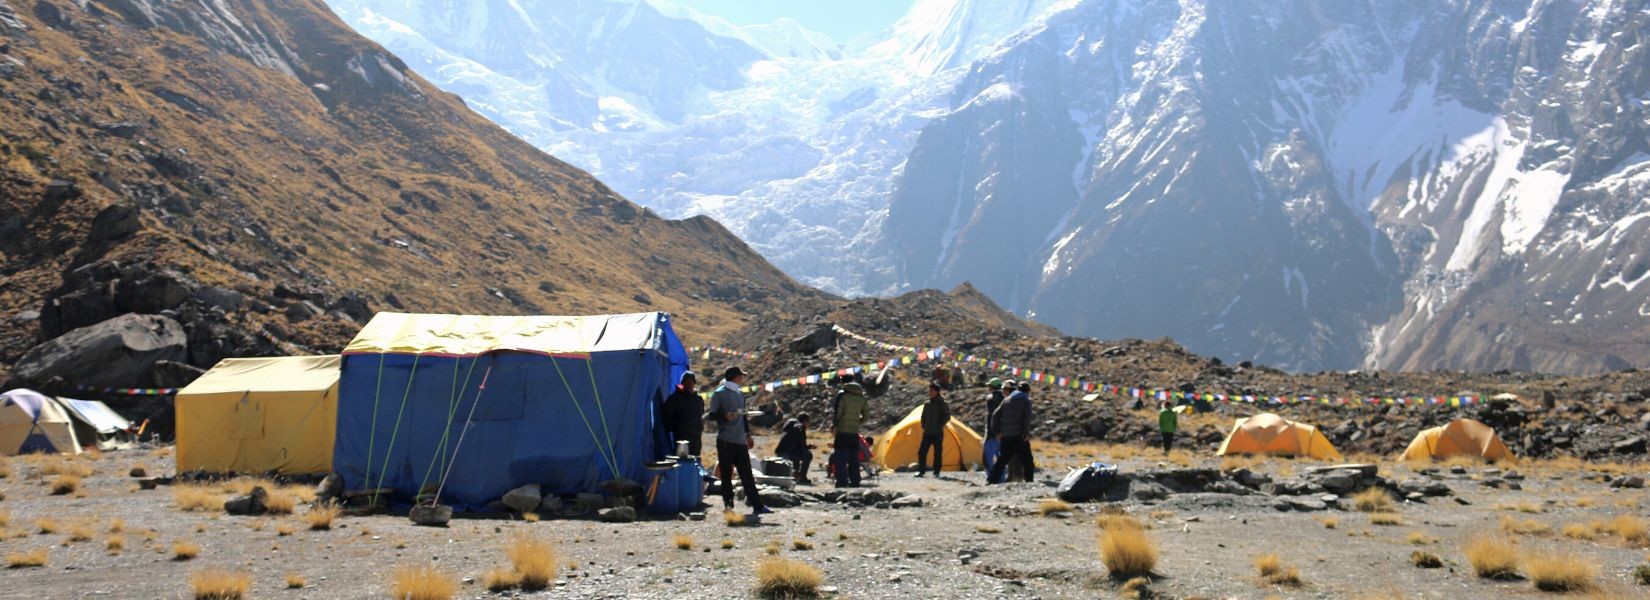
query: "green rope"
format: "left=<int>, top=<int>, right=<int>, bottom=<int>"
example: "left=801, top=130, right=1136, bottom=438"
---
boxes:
left=418, top=354, right=480, bottom=497
left=362, top=354, right=386, bottom=498
left=551, top=356, right=620, bottom=478
left=369, top=353, right=421, bottom=506
left=584, top=358, right=618, bottom=464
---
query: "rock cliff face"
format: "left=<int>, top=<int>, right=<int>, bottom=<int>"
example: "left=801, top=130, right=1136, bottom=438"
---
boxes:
left=0, top=0, right=817, bottom=390
left=884, top=0, right=1650, bottom=373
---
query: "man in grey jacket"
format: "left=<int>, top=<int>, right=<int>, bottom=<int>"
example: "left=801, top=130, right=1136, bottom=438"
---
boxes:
left=916, top=382, right=950, bottom=477
left=987, top=382, right=1035, bottom=484
left=707, top=367, right=771, bottom=515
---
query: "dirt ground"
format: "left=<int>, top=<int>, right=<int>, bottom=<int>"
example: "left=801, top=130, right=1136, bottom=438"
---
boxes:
left=1, top=443, right=1646, bottom=600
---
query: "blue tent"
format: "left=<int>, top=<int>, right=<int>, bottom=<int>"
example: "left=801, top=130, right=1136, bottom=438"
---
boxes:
left=333, top=312, right=689, bottom=508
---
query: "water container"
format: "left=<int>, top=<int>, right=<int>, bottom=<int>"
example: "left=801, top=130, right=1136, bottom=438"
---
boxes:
left=677, top=457, right=703, bottom=510
left=645, top=466, right=682, bottom=515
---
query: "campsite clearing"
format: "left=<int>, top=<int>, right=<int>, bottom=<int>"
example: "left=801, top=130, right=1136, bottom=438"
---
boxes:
left=0, top=446, right=1646, bottom=598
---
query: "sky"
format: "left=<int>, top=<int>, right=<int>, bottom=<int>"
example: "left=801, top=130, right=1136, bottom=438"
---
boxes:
left=670, top=0, right=917, bottom=41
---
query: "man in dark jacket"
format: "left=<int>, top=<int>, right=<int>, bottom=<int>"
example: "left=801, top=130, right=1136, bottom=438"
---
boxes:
left=660, top=371, right=703, bottom=457
left=987, top=382, right=1035, bottom=484
left=917, top=382, right=950, bottom=477
left=981, top=379, right=1007, bottom=474
left=774, top=413, right=814, bottom=485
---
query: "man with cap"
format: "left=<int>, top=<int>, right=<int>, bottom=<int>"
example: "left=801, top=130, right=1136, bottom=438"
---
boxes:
left=988, top=381, right=1035, bottom=484
left=661, top=371, right=704, bottom=457
left=981, top=378, right=1008, bottom=475
left=708, top=367, right=772, bottom=514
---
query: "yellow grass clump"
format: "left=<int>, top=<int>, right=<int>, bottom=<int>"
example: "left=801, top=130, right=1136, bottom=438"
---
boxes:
left=792, top=539, right=813, bottom=551
left=482, top=567, right=522, bottom=592
left=1561, top=523, right=1599, bottom=541
left=389, top=565, right=457, bottom=600
left=522, top=512, right=540, bottom=523
left=49, top=474, right=80, bottom=495
left=276, top=522, right=297, bottom=536
left=285, top=573, right=306, bottom=589
left=1409, top=551, right=1443, bottom=568
left=40, top=459, right=92, bottom=478
left=0, top=510, right=8, bottom=528
left=172, top=540, right=201, bottom=560
left=304, top=503, right=340, bottom=530
left=1098, top=516, right=1157, bottom=579
left=1370, top=514, right=1402, bottom=526
left=0, top=459, right=11, bottom=479
left=1524, top=552, right=1596, bottom=593
left=1603, top=515, right=1648, bottom=547
left=724, top=511, right=747, bottom=527
left=975, top=525, right=1001, bottom=534
left=1097, top=512, right=1142, bottom=532
left=65, top=523, right=94, bottom=543
left=1254, top=553, right=1303, bottom=587
left=721, top=539, right=736, bottom=550
left=673, top=533, right=694, bottom=550
left=105, top=536, right=125, bottom=554
left=1120, top=576, right=1151, bottom=599
left=1406, top=531, right=1432, bottom=545
left=754, top=557, right=823, bottom=598
left=36, top=519, right=59, bottom=534
left=262, top=492, right=297, bottom=515
left=190, top=569, right=251, bottom=600
left=1500, top=515, right=1552, bottom=536
left=1038, top=498, right=1074, bottom=516
left=1463, top=536, right=1520, bottom=580
left=1352, top=488, right=1395, bottom=513
left=107, top=518, right=124, bottom=533
left=505, top=534, right=558, bottom=591
left=174, top=485, right=225, bottom=512
left=763, top=541, right=782, bottom=556
left=6, top=548, right=48, bottom=568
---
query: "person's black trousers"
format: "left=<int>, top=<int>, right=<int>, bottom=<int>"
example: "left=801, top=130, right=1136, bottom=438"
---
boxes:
left=717, top=440, right=766, bottom=510
left=988, top=435, right=1034, bottom=483
left=1160, top=431, right=1174, bottom=453
left=832, top=432, right=862, bottom=486
left=780, top=451, right=812, bottom=482
left=917, top=433, right=944, bottom=474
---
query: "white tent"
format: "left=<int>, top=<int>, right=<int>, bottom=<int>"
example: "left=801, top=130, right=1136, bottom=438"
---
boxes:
left=52, top=397, right=132, bottom=449
left=1, top=389, right=83, bottom=455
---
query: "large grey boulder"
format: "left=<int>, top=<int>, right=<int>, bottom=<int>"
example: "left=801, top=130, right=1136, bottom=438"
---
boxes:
left=502, top=484, right=543, bottom=513
left=8, top=313, right=186, bottom=389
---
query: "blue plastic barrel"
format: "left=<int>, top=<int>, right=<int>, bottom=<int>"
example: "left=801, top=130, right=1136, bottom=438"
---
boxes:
left=677, top=458, right=703, bottom=509
left=645, top=466, right=682, bottom=514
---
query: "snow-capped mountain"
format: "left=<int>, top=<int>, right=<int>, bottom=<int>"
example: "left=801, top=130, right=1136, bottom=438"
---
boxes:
left=324, top=0, right=1650, bottom=374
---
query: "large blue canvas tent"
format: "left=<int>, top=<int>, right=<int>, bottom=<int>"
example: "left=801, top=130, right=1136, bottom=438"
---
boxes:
left=333, top=312, right=689, bottom=508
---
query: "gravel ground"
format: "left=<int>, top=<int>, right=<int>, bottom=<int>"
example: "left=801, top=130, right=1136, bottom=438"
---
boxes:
left=0, top=447, right=1646, bottom=599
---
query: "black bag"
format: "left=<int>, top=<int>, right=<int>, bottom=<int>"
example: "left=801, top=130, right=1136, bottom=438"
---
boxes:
left=1056, top=462, right=1119, bottom=502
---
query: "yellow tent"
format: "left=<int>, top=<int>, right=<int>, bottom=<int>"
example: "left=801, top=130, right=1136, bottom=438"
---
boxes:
left=872, top=404, right=984, bottom=472
left=1399, top=418, right=1512, bottom=462
left=1216, top=412, right=1343, bottom=461
left=1, top=389, right=83, bottom=455
left=175, top=355, right=340, bottom=475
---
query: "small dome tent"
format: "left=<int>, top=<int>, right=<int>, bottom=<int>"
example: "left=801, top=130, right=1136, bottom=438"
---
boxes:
left=1, top=389, right=82, bottom=455
left=1215, top=412, right=1343, bottom=461
left=872, top=404, right=984, bottom=472
left=1399, top=418, right=1512, bottom=462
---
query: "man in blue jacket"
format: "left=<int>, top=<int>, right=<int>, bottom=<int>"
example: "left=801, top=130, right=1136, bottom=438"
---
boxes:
left=708, top=367, right=771, bottom=515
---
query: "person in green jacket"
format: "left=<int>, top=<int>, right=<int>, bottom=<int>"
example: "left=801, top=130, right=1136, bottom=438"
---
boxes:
left=1157, top=401, right=1178, bottom=454
left=831, top=376, right=870, bottom=488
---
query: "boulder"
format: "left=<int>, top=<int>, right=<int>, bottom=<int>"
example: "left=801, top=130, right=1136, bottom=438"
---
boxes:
left=1612, top=436, right=1646, bottom=454
left=758, top=488, right=803, bottom=508
left=87, top=202, right=141, bottom=243
left=1611, top=475, right=1645, bottom=489
left=224, top=486, right=269, bottom=515
left=598, top=506, right=638, bottom=523
left=314, top=474, right=344, bottom=501
left=409, top=504, right=452, bottom=527
left=502, top=484, right=543, bottom=513
left=7, top=313, right=186, bottom=389
left=1316, top=473, right=1357, bottom=494
left=786, top=324, right=837, bottom=355
left=891, top=496, right=924, bottom=508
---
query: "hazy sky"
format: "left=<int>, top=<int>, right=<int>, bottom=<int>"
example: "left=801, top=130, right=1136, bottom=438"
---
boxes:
left=672, top=0, right=917, bottom=41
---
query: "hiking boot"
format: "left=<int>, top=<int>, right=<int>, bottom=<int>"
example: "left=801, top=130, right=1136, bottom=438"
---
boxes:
left=752, top=506, right=774, bottom=516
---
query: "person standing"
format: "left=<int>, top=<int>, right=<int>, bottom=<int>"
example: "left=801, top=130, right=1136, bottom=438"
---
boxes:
left=660, top=371, right=704, bottom=457
left=981, top=379, right=1008, bottom=474
left=1157, top=401, right=1178, bottom=455
left=917, top=382, right=950, bottom=477
left=831, top=376, right=870, bottom=488
left=708, top=367, right=771, bottom=515
left=775, top=413, right=814, bottom=485
left=987, top=382, right=1035, bottom=484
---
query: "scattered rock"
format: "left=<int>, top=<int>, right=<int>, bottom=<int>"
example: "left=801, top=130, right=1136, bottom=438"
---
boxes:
left=502, top=484, right=543, bottom=513
left=1611, top=475, right=1645, bottom=489
left=315, top=474, right=344, bottom=501
left=128, top=467, right=146, bottom=478
left=224, top=486, right=269, bottom=516
left=7, top=313, right=187, bottom=390
left=409, top=504, right=452, bottom=527
left=598, top=507, right=637, bottom=523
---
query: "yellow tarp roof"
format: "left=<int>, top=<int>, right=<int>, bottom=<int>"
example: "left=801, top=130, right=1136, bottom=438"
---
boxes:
left=343, top=312, right=670, bottom=356
left=177, top=356, right=341, bottom=395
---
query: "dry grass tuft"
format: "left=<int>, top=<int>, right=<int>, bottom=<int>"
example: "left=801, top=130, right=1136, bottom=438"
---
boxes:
left=1370, top=513, right=1402, bottom=526
left=35, top=519, right=59, bottom=534
left=0, top=459, right=11, bottom=479
left=673, top=533, right=694, bottom=550
left=792, top=539, right=813, bottom=551
left=1317, top=516, right=1338, bottom=529
left=303, top=503, right=340, bottom=530
left=522, top=512, right=540, bottom=523
left=49, top=474, right=81, bottom=495
left=105, top=536, right=124, bottom=554
left=1409, top=551, right=1443, bottom=568
left=276, top=522, right=297, bottom=536
left=172, top=540, right=201, bottom=560
left=389, top=564, right=457, bottom=600
left=754, top=557, right=823, bottom=598
left=189, top=569, right=251, bottom=600
left=505, top=534, right=558, bottom=591
left=40, top=459, right=92, bottom=478
left=1406, top=531, right=1433, bottom=545
left=107, top=518, right=124, bottom=534
left=262, top=492, right=297, bottom=515
left=1524, top=552, right=1596, bottom=593
left=1603, top=515, right=1648, bottom=547
left=1561, top=523, right=1600, bottom=541
left=5, top=548, right=47, bottom=568
left=1254, top=553, right=1303, bottom=587
left=975, top=525, right=1001, bottom=534
left=724, top=511, right=747, bottom=527
left=1352, top=488, right=1396, bottom=513
left=721, top=539, right=736, bottom=550
left=1464, top=536, right=1521, bottom=580
left=1120, top=576, right=1151, bottom=599
left=65, top=522, right=94, bottom=543
left=285, top=573, right=306, bottom=589
left=1633, top=564, right=1650, bottom=586
left=1097, top=513, right=1143, bottom=532
left=1500, top=515, right=1552, bottom=536
left=0, top=510, right=8, bottom=528
left=174, top=485, right=225, bottom=512
left=764, top=541, right=781, bottom=556
left=1038, top=498, right=1074, bottom=516
left=1574, top=496, right=1595, bottom=508
left=482, top=567, right=522, bottom=592
left=803, top=528, right=816, bottom=537
left=1098, top=516, right=1157, bottom=579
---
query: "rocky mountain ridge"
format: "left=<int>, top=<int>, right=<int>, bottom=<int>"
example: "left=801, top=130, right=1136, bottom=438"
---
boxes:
left=0, top=0, right=818, bottom=395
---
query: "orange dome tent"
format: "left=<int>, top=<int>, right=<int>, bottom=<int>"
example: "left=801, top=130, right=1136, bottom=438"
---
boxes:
left=872, top=404, right=984, bottom=472
left=1399, top=418, right=1512, bottom=462
left=1216, top=413, right=1343, bottom=461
